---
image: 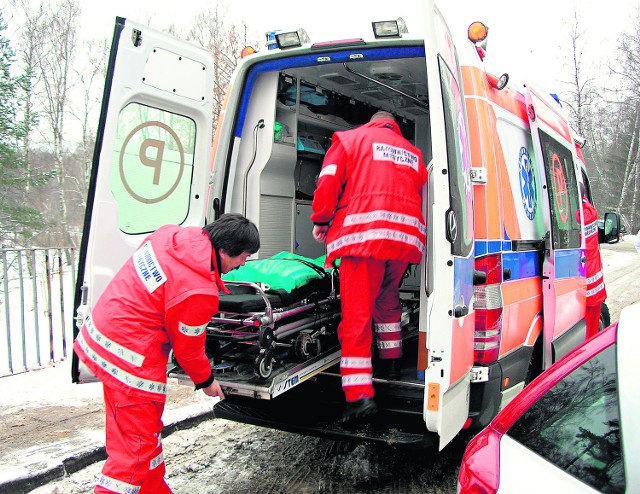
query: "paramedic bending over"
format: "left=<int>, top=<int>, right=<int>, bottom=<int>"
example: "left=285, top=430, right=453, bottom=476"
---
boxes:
left=311, top=110, right=427, bottom=423
left=73, top=214, right=260, bottom=494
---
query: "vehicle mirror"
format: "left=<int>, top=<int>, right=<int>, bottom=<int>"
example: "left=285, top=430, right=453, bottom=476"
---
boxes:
left=601, top=212, right=620, bottom=244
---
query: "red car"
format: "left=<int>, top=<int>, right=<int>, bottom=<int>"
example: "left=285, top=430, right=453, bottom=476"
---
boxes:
left=458, top=303, right=639, bottom=493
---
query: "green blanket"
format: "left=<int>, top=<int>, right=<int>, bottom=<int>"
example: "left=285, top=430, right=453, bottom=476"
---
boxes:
left=222, top=252, right=334, bottom=293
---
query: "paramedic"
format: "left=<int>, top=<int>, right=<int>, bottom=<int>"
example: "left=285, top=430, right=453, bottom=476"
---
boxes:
left=73, top=214, right=260, bottom=494
left=578, top=195, right=607, bottom=339
left=311, top=111, right=427, bottom=423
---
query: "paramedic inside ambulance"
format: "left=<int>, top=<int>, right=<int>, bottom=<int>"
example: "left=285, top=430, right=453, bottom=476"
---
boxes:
left=311, top=110, right=427, bottom=424
left=576, top=185, right=607, bottom=339
left=73, top=214, right=260, bottom=493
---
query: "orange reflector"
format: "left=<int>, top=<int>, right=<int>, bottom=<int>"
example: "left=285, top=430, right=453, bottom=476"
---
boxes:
left=241, top=46, right=256, bottom=58
left=427, top=382, right=440, bottom=411
left=467, top=21, right=488, bottom=43
left=503, top=377, right=510, bottom=388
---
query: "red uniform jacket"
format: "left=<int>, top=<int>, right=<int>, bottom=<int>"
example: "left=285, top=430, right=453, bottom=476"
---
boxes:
left=311, top=118, right=427, bottom=265
left=580, top=198, right=607, bottom=305
left=74, top=225, right=228, bottom=402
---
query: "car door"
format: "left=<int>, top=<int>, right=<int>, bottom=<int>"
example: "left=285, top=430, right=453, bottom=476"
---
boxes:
left=72, top=18, right=214, bottom=382
left=420, top=1, right=475, bottom=449
left=524, top=85, right=584, bottom=370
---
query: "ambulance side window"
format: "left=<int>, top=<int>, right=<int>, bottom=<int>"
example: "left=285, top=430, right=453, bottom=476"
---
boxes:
left=539, top=131, right=580, bottom=249
left=110, top=103, right=197, bottom=234
left=439, top=56, right=473, bottom=257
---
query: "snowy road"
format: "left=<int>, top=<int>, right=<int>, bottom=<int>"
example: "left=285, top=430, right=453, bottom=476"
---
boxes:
left=29, top=241, right=640, bottom=494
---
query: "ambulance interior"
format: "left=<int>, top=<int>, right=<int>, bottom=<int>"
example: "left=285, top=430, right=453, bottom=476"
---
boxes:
left=173, top=49, right=435, bottom=424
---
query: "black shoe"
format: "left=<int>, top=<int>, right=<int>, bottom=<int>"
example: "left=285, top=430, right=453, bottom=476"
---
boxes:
left=384, top=359, right=401, bottom=380
left=339, top=398, right=377, bottom=423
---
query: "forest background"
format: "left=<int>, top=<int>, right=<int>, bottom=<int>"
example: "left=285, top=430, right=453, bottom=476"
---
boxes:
left=1, top=0, right=639, bottom=249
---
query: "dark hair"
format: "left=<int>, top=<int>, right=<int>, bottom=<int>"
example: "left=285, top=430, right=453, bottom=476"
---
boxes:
left=203, top=214, right=260, bottom=256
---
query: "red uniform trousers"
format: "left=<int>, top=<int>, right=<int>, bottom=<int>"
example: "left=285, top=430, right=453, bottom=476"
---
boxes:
left=95, top=385, right=171, bottom=494
left=585, top=303, right=602, bottom=340
left=339, top=257, right=407, bottom=402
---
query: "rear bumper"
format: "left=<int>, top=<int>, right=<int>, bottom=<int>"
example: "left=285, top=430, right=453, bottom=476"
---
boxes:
left=214, top=374, right=436, bottom=449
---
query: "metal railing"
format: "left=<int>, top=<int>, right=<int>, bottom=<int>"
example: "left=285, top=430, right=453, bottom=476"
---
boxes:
left=0, top=248, right=76, bottom=376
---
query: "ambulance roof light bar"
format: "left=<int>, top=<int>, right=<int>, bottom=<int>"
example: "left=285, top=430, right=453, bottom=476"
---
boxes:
left=372, top=17, right=408, bottom=38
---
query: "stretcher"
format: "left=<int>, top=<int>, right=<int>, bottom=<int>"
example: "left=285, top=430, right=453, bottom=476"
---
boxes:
left=169, top=254, right=344, bottom=399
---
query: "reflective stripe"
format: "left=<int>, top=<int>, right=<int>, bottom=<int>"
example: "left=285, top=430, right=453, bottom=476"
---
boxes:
left=372, top=142, right=420, bottom=171
left=76, top=331, right=167, bottom=395
left=84, top=316, right=145, bottom=367
left=178, top=321, right=207, bottom=336
left=327, top=229, right=424, bottom=254
left=377, top=340, right=402, bottom=349
left=373, top=322, right=401, bottom=333
left=150, top=451, right=164, bottom=470
left=586, top=270, right=603, bottom=285
left=319, top=164, right=337, bottom=178
left=587, top=282, right=605, bottom=298
left=341, top=357, right=371, bottom=368
left=344, top=210, right=426, bottom=236
left=133, top=241, right=167, bottom=294
left=342, top=373, right=373, bottom=386
left=584, top=220, right=598, bottom=237
left=97, top=474, right=140, bottom=494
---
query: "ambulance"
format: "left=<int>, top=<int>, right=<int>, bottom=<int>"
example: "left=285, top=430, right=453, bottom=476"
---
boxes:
left=72, top=1, right=621, bottom=450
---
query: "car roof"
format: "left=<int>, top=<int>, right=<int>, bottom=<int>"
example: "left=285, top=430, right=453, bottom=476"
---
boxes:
left=616, top=302, right=640, bottom=490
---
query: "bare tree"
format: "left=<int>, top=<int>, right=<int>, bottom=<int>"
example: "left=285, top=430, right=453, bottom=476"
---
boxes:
left=609, top=7, right=640, bottom=232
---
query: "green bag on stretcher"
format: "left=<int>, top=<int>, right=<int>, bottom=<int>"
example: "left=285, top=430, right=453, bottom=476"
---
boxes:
left=222, top=251, right=335, bottom=293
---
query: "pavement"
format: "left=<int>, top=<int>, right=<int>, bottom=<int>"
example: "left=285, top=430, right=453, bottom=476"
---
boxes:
left=0, top=361, right=219, bottom=494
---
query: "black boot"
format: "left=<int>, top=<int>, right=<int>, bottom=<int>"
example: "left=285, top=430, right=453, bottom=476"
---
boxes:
left=339, top=398, right=377, bottom=423
left=384, top=359, right=401, bottom=380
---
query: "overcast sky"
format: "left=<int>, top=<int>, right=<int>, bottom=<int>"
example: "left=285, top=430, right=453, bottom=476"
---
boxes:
left=76, top=0, right=638, bottom=94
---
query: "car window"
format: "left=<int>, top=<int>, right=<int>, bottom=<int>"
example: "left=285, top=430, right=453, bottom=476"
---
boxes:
left=507, top=345, right=624, bottom=493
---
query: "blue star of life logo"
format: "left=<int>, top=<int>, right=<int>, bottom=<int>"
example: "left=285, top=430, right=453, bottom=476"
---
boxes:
left=519, top=147, right=537, bottom=220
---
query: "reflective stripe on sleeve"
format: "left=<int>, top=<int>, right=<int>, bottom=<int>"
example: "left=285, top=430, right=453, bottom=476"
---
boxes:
left=340, top=357, right=371, bottom=368
left=84, top=316, right=145, bottom=367
left=319, top=164, right=337, bottom=178
left=76, top=331, right=167, bottom=395
left=373, top=322, right=401, bottom=333
left=342, top=373, right=373, bottom=387
left=327, top=229, right=424, bottom=255
left=344, top=210, right=426, bottom=236
left=178, top=321, right=207, bottom=336
left=97, top=474, right=140, bottom=494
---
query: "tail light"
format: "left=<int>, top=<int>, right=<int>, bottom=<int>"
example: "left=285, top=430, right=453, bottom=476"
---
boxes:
left=474, top=254, right=503, bottom=365
left=457, top=426, right=501, bottom=494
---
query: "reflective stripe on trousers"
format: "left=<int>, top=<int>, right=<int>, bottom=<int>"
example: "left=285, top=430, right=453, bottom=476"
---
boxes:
left=338, top=257, right=407, bottom=402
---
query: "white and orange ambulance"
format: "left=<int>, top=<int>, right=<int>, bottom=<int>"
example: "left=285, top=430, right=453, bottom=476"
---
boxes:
left=72, top=1, right=621, bottom=450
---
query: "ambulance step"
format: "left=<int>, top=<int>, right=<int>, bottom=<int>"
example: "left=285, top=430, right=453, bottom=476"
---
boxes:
left=169, top=346, right=342, bottom=400
left=214, top=397, right=435, bottom=448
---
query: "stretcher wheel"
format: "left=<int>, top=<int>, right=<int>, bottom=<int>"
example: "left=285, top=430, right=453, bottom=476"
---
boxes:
left=258, top=327, right=275, bottom=348
left=254, top=349, right=274, bottom=379
left=295, top=331, right=321, bottom=360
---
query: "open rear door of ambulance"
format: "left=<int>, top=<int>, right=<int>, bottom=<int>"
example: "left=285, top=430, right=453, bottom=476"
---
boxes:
left=419, top=1, right=475, bottom=449
left=71, top=18, right=214, bottom=382
left=524, top=85, right=584, bottom=370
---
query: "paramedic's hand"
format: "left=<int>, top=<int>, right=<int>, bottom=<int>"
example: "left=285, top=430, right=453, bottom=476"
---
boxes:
left=313, top=225, right=329, bottom=243
left=203, top=379, right=225, bottom=400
